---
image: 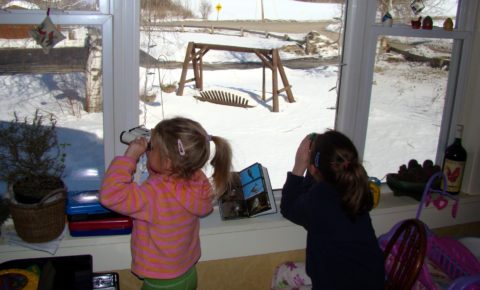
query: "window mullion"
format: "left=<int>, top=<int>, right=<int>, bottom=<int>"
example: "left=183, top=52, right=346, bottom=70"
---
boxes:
left=111, top=0, right=140, bottom=160
left=336, top=0, right=377, bottom=159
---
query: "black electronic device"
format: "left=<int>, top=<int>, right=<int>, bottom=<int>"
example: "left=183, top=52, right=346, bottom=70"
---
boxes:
left=93, top=272, right=120, bottom=290
left=120, top=126, right=150, bottom=145
left=0, top=255, right=93, bottom=290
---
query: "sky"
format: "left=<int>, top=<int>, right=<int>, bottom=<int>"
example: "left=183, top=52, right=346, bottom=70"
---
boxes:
left=186, top=0, right=457, bottom=21
left=0, top=1, right=455, bottom=194
left=190, top=0, right=340, bottom=21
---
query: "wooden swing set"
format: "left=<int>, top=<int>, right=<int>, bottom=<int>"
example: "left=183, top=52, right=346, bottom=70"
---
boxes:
left=177, top=42, right=295, bottom=112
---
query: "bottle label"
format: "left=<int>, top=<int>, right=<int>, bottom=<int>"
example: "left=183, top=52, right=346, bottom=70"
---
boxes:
left=443, top=159, right=465, bottom=193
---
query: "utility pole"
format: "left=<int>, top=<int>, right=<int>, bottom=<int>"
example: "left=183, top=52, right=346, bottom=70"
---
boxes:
left=261, top=0, right=264, bottom=22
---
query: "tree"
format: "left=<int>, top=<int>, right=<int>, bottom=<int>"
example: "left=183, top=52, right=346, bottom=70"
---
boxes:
left=199, top=0, right=212, bottom=20
left=140, top=0, right=194, bottom=22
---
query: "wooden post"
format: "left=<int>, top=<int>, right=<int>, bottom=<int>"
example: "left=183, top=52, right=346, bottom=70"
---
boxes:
left=272, top=50, right=279, bottom=113
left=262, top=64, right=266, bottom=100
left=192, top=51, right=201, bottom=90
left=199, top=53, right=204, bottom=91
left=177, top=42, right=194, bottom=96
left=275, top=49, right=295, bottom=103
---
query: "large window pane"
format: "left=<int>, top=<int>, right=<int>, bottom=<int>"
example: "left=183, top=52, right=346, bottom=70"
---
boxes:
left=363, top=35, right=453, bottom=178
left=0, top=0, right=99, bottom=11
left=139, top=0, right=346, bottom=188
left=0, top=24, right=104, bottom=191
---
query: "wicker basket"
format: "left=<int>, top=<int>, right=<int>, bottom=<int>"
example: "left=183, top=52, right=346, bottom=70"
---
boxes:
left=9, top=188, right=67, bottom=243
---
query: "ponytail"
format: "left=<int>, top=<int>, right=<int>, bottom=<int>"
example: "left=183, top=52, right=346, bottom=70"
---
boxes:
left=209, top=135, right=233, bottom=198
left=336, top=161, right=372, bottom=218
left=311, top=130, right=372, bottom=218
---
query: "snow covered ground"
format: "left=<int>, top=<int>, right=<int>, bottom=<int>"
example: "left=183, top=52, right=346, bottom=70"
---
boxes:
left=0, top=1, right=455, bottom=192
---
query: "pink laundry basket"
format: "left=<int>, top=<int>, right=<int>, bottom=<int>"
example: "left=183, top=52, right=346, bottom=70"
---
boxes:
left=379, top=172, right=480, bottom=290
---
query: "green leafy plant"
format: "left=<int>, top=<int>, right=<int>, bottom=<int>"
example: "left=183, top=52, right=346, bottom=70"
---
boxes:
left=387, top=159, right=442, bottom=201
left=396, top=159, right=441, bottom=183
left=0, top=110, right=68, bottom=202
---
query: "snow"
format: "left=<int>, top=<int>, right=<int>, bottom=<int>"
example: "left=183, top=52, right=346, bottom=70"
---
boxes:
left=0, top=2, right=457, bottom=193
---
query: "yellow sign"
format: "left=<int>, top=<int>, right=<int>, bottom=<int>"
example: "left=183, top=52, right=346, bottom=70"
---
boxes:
left=215, top=3, right=222, bottom=12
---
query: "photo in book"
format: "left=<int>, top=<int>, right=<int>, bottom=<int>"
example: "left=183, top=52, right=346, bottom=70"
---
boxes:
left=219, top=163, right=277, bottom=220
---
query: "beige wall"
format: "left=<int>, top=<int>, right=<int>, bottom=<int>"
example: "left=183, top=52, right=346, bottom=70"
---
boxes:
left=115, top=222, right=480, bottom=290
left=117, top=249, right=305, bottom=290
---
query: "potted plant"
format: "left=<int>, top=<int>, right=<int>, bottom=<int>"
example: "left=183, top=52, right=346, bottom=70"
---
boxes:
left=386, top=159, right=441, bottom=201
left=160, top=82, right=177, bottom=94
left=0, top=110, right=68, bottom=243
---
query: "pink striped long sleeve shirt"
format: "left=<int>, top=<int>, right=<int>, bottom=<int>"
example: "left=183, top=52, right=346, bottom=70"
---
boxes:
left=99, top=156, right=213, bottom=279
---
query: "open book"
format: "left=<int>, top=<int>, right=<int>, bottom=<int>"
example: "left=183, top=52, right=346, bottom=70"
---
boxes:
left=219, top=163, right=277, bottom=220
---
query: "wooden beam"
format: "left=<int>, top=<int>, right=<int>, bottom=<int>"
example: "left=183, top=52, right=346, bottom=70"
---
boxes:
left=199, top=51, right=204, bottom=90
left=193, top=42, right=273, bottom=55
left=192, top=48, right=202, bottom=90
left=262, top=64, right=266, bottom=100
left=254, top=51, right=273, bottom=70
left=272, top=49, right=279, bottom=113
left=275, top=49, right=295, bottom=103
left=177, top=42, right=195, bottom=96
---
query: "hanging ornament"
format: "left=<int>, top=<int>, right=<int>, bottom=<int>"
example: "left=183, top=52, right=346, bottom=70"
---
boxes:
left=410, top=0, right=425, bottom=15
left=28, top=8, right=66, bottom=54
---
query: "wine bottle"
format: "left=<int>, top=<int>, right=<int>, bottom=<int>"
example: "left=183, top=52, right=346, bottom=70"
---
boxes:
left=442, top=124, right=467, bottom=195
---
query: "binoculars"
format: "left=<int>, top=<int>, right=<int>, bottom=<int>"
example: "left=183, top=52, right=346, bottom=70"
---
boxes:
left=120, top=126, right=150, bottom=145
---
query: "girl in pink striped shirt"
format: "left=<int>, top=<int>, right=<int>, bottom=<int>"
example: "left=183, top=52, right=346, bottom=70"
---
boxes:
left=100, top=117, right=232, bottom=290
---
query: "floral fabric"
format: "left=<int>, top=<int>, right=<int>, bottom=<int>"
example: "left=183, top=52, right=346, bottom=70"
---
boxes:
left=271, top=262, right=312, bottom=290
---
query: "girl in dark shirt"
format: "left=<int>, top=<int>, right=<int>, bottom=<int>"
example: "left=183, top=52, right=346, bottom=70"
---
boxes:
left=278, top=130, right=385, bottom=290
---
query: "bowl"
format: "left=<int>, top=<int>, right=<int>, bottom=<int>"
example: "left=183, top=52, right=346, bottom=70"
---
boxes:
left=386, top=173, right=427, bottom=201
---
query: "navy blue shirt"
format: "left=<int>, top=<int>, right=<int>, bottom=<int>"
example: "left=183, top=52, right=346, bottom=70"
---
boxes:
left=281, top=172, right=385, bottom=290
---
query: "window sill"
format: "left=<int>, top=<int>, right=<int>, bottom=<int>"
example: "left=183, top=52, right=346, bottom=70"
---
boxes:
left=1, top=190, right=479, bottom=272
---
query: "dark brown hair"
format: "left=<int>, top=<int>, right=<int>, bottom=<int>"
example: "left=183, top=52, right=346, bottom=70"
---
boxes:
left=152, top=117, right=232, bottom=197
left=310, top=130, right=372, bottom=217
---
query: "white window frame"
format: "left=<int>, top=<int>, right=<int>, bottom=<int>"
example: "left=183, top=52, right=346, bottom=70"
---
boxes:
left=2, top=1, right=477, bottom=192
left=0, top=0, right=115, bottom=169
left=110, top=0, right=140, bottom=160
left=337, top=0, right=478, bottom=173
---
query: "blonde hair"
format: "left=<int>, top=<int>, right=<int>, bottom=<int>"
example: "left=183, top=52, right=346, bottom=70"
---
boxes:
left=151, top=117, right=232, bottom=197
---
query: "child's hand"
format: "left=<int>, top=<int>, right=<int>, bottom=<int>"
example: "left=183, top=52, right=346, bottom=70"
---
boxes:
left=124, top=137, right=148, bottom=160
left=292, top=135, right=312, bottom=176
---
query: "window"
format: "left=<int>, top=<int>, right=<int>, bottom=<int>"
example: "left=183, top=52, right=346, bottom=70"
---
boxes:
left=0, top=1, right=112, bottom=192
left=363, top=35, right=454, bottom=178
left=138, top=0, right=347, bottom=188
left=2, top=1, right=474, bottom=196
left=338, top=0, right=475, bottom=182
left=0, top=0, right=100, bottom=11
